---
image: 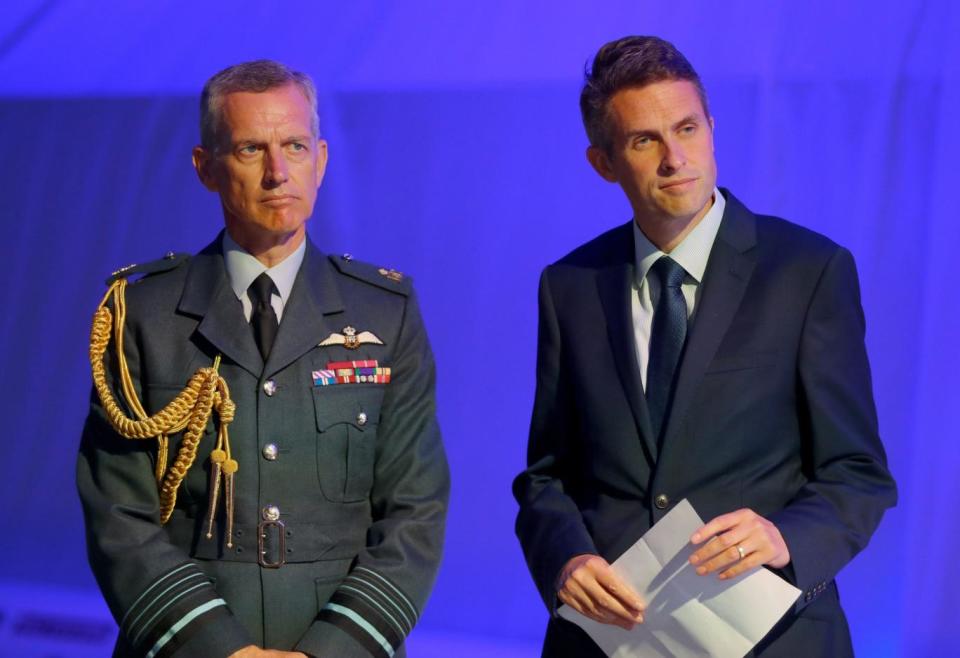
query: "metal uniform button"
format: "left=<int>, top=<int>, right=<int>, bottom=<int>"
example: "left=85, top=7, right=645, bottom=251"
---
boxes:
left=263, top=379, right=277, bottom=396
left=262, top=443, right=278, bottom=461
left=357, top=411, right=368, bottom=426
left=654, top=494, right=670, bottom=509
left=262, top=505, right=280, bottom=521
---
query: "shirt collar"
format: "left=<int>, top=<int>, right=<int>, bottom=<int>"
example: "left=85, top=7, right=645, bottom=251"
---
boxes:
left=633, top=187, right=726, bottom=287
left=222, top=230, right=306, bottom=304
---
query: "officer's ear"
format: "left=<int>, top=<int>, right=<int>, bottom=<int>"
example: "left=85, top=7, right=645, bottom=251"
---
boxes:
left=192, top=146, right=220, bottom=192
left=314, top=139, right=328, bottom=189
left=586, top=145, right=618, bottom=183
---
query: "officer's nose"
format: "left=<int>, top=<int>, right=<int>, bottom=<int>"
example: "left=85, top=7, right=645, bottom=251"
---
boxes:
left=263, top=145, right=290, bottom=188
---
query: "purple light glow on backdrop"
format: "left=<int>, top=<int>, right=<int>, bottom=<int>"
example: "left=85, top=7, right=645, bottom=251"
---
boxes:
left=1, top=2, right=957, bottom=656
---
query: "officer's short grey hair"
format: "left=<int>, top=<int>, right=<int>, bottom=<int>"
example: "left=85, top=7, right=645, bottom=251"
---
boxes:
left=199, top=59, right=319, bottom=151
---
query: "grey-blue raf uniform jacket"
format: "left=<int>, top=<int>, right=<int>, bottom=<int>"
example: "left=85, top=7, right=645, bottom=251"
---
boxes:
left=77, top=235, right=450, bottom=657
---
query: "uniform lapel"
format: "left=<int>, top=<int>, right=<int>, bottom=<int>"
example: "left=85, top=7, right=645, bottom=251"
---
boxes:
left=264, top=241, right=344, bottom=378
left=178, top=237, right=263, bottom=378
left=658, top=192, right=758, bottom=455
left=596, top=222, right=658, bottom=463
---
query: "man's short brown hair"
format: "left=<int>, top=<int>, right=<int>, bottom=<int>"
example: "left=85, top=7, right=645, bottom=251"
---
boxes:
left=580, top=36, right=709, bottom=152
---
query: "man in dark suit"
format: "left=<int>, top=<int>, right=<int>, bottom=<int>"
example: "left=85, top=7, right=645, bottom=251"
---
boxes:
left=77, top=60, right=449, bottom=657
left=513, top=36, right=896, bottom=657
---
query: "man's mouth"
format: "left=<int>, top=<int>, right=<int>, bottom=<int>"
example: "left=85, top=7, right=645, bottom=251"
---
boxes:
left=660, top=177, right=697, bottom=190
left=261, top=194, right=297, bottom=206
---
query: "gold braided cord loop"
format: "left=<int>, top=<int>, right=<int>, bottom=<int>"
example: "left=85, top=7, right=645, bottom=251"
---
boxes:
left=89, top=279, right=236, bottom=525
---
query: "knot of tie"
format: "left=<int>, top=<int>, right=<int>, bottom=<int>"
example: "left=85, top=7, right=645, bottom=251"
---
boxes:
left=249, top=272, right=276, bottom=310
left=650, top=255, right=686, bottom=291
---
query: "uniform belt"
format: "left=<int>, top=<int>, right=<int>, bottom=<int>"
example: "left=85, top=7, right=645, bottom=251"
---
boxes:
left=166, top=516, right=366, bottom=567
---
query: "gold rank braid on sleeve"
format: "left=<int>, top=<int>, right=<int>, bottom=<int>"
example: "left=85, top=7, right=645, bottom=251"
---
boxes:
left=88, top=278, right=239, bottom=543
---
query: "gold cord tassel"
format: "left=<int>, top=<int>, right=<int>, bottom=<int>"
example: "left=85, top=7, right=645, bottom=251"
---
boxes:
left=155, top=437, right=169, bottom=483
left=223, top=458, right=238, bottom=548
left=89, top=280, right=239, bottom=534
left=205, top=450, right=225, bottom=540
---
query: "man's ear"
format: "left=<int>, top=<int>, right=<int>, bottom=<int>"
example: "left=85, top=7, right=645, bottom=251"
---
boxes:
left=192, top=146, right=219, bottom=191
left=314, top=139, right=329, bottom=189
left=586, top=145, right=618, bottom=183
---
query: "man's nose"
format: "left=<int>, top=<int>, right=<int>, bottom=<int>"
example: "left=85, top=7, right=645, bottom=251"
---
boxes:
left=659, top=138, right=687, bottom=175
left=263, top=145, right=290, bottom=187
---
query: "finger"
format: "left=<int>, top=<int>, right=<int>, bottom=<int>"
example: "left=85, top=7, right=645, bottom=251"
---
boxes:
left=560, top=583, right=602, bottom=622
left=594, top=587, right=644, bottom=625
left=577, top=572, right=643, bottom=625
left=697, top=542, right=744, bottom=575
left=561, top=577, right=600, bottom=617
left=562, top=557, right=644, bottom=626
left=690, top=525, right=750, bottom=570
left=691, top=509, right=748, bottom=544
left=561, top=585, right=636, bottom=629
left=594, top=568, right=646, bottom=613
left=718, top=542, right=766, bottom=580
left=593, top=608, right=636, bottom=630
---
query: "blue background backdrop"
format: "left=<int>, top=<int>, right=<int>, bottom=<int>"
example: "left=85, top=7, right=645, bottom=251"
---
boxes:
left=0, top=1, right=957, bottom=656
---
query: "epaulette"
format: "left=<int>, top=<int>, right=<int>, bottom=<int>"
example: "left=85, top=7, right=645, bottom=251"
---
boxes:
left=330, top=253, right=411, bottom=295
left=105, top=251, right=190, bottom=285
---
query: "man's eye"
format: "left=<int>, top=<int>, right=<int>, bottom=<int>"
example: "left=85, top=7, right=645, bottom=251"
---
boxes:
left=239, top=145, right=259, bottom=155
left=289, top=143, right=307, bottom=152
left=634, top=137, right=651, bottom=148
left=680, top=125, right=697, bottom=134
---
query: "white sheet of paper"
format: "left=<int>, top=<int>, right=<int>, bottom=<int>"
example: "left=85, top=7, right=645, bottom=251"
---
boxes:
left=558, top=499, right=800, bottom=658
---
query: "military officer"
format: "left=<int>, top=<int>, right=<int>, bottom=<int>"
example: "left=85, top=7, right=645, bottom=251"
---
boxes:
left=77, top=60, right=449, bottom=658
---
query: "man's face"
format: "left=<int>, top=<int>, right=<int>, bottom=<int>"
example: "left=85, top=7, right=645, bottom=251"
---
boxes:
left=193, top=83, right=327, bottom=245
left=588, top=79, right=716, bottom=230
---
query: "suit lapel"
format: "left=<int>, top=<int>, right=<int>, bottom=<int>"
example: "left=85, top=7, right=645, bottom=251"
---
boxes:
left=658, top=192, right=758, bottom=454
left=264, top=242, right=344, bottom=378
left=596, top=223, right=658, bottom=462
left=178, top=237, right=263, bottom=378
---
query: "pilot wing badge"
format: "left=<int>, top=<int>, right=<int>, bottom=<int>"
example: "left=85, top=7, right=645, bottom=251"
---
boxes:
left=319, top=326, right=384, bottom=350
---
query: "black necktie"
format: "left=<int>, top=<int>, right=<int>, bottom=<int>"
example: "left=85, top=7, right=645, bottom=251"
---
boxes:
left=646, top=256, right=688, bottom=441
left=248, top=272, right=278, bottom=361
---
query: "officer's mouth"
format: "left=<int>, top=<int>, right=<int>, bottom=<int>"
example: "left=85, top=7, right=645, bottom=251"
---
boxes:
left=261, top=195, right=298, bottom=207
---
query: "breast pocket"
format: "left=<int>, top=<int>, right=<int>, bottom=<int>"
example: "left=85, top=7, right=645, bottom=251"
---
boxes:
left=312, top=386, right=383, bottom=503
left=704, top=351, right=780, bottom=374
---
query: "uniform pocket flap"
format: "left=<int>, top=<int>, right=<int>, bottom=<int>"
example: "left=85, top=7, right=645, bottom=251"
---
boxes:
left=312, top=386, right=383, bottom=432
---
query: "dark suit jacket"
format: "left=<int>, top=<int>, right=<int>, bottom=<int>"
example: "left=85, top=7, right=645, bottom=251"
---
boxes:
left=513, top=190, right=896, bottom=657
left=78, top=236, right=449, bottom=657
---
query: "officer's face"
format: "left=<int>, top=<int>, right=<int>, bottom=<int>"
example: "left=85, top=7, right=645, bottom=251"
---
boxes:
left=588, top=79, right=716, bottom=234
left=193, top=83, right=327, bottom=247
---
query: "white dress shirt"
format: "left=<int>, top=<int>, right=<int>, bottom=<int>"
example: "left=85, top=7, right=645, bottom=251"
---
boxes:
left=632, top=189, right=725, bottom=390
left=222, top=231, right=306, bottom=323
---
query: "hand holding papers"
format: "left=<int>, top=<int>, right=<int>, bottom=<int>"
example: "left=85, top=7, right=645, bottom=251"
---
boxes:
left=558, top=500, right=800, bottom=658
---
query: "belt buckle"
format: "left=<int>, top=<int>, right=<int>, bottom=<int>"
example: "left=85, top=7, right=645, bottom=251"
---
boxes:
left=257, top=519, right=286, bottom=568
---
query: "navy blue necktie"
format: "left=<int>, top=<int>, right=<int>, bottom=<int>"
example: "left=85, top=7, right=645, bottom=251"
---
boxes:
left=249, top=272, right=279, bottom=361
left=646, top=256, right=688, bottom=441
